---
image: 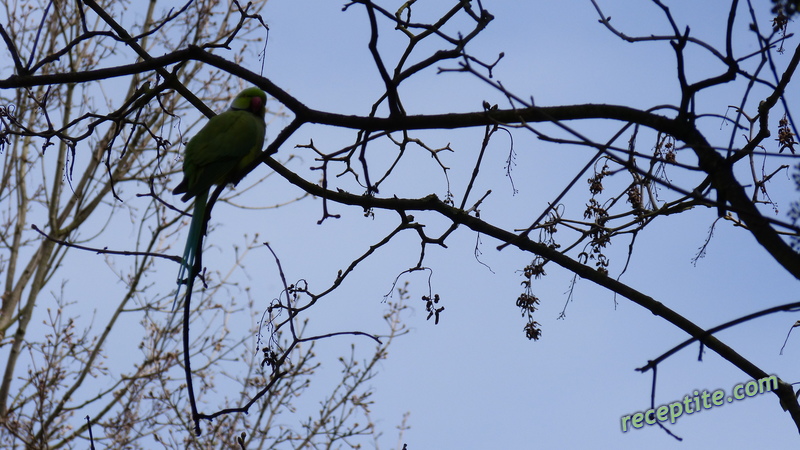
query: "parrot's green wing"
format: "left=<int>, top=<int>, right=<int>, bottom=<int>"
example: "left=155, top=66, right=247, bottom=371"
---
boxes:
left=176, top=109, right=265, bottom=201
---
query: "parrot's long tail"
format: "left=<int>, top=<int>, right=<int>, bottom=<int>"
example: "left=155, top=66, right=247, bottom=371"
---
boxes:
left=169, top=190, right=208, bottom=330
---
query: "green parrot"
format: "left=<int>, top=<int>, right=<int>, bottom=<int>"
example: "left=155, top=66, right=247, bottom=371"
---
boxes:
left=171, top=87, right=267, bottom=323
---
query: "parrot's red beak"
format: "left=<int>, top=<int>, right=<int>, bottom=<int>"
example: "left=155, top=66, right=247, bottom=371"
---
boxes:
left=250, top=97, right=264, bottom=114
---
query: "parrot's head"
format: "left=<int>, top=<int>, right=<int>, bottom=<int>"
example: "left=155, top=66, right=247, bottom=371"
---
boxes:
left=230, top=87, right=267, bottom=119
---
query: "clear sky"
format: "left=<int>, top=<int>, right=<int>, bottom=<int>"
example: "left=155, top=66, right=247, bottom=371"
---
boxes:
left=206, top=0, right=799, bottom=448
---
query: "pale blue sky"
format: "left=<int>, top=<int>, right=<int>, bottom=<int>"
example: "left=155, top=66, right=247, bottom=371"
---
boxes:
left=220, top=1, right=800, bottom=448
